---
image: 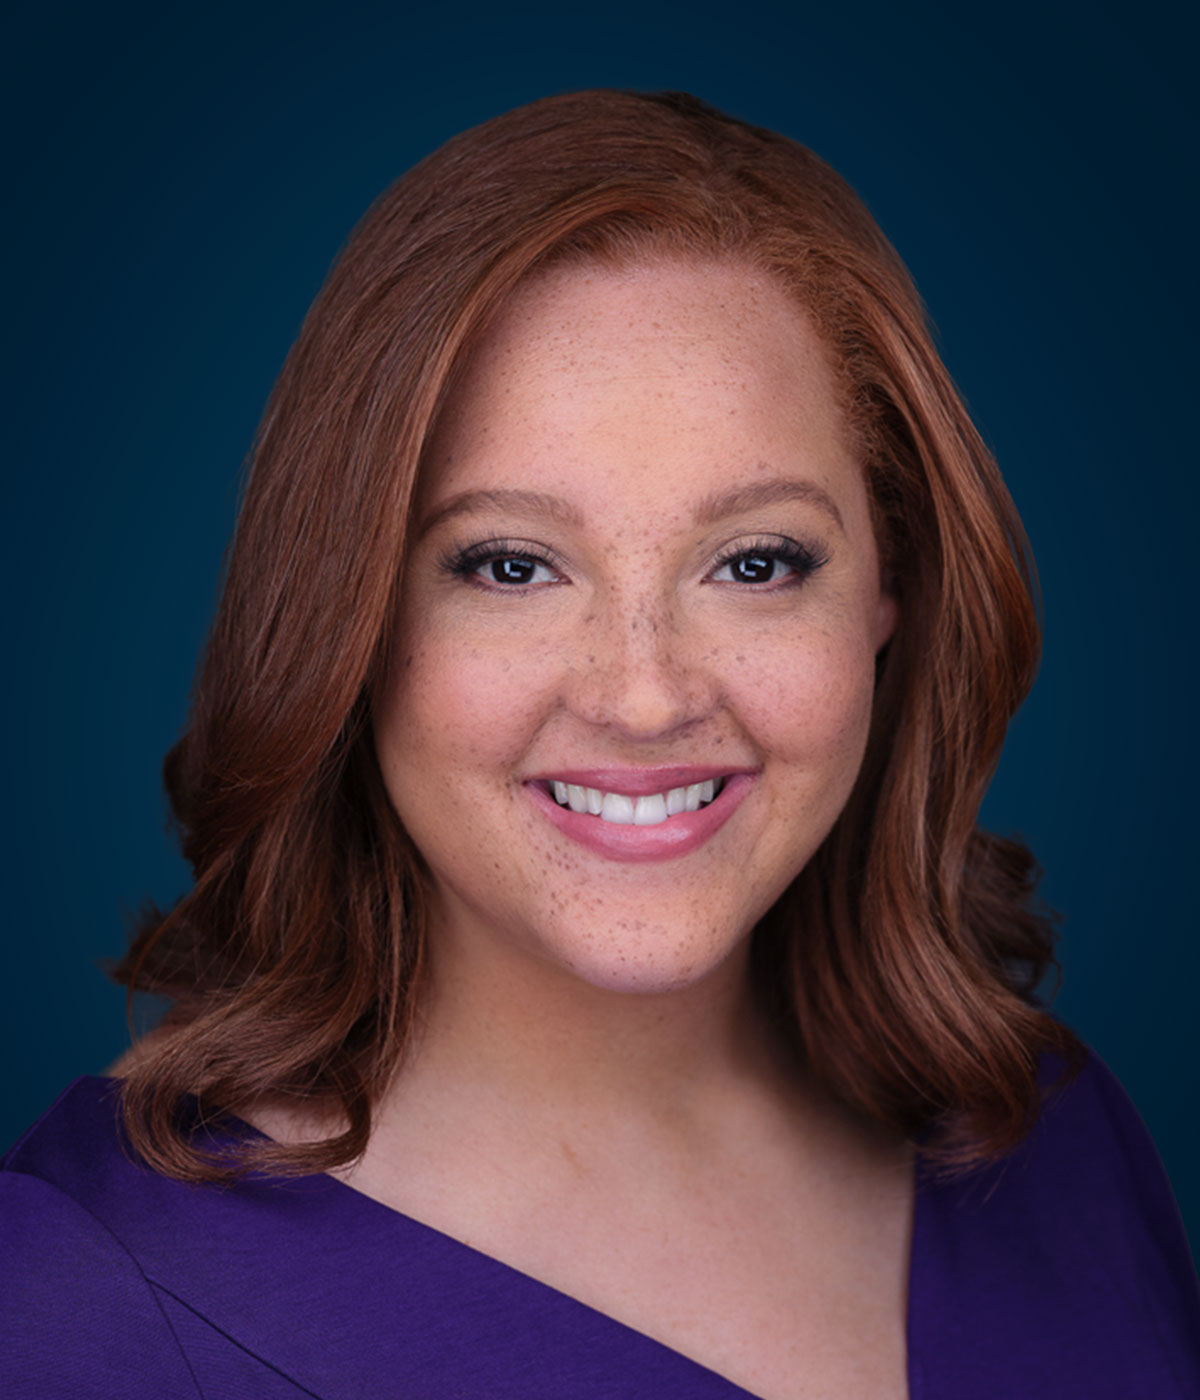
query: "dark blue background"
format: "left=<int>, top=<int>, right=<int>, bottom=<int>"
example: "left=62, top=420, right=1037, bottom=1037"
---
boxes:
left=3, top=0, right=1197, bottom=1257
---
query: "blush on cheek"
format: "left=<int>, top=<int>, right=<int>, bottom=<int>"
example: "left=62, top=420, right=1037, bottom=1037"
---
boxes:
left=736, top=637, right=877, bottom=768
left=394, top=638, right=562, bottom=774
left=818, top=658, right=878, bottom=750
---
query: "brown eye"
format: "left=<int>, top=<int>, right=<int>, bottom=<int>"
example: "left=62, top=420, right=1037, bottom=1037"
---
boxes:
left=708, top=537, right=829, bottom=588
left=726, top=552, right=784, bottom=583
left=441, top=539, right=565, bottom=589
left=488, top=556, right=541, bottom=584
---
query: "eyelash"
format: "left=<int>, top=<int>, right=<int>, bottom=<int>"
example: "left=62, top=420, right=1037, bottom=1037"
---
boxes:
left=709, top=536, right=831, bottom=588
left=438, top=535, right=831, bottom=593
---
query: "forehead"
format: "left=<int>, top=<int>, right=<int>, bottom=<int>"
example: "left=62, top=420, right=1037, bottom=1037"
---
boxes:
left=417, top=257, right=858, bottom=514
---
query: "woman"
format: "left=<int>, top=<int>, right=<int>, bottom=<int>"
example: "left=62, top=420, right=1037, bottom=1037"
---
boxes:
left=2, top=89, right=1197, bottom=1398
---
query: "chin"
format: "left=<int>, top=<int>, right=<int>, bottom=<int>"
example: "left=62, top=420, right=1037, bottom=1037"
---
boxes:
left=540, top=917, right=748, bottom=998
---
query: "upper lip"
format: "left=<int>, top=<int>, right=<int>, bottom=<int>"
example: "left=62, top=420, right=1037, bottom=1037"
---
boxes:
left=526, top=765, right=757, bottom=796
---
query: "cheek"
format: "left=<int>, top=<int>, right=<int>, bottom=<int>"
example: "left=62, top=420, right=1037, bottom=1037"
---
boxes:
left=729, top=627, right=877, bottom=773
left=375, top=623, right=562, bottom=785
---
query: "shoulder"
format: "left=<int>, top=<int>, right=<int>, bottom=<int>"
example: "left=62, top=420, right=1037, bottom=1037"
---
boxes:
left=1, top=1078, right=318, bottom=1397
left=1, top=1080, right=204, bottom=1397
left=1, top=1075, right=205, bottom=1257
left=1008, top=1047, right=1197, bottom=1293
left=911, top=1045, right=1200, bottom=1399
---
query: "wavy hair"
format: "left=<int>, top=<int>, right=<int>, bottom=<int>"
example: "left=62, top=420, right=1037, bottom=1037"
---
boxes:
left=114, top=89, right=1083, bottom=1181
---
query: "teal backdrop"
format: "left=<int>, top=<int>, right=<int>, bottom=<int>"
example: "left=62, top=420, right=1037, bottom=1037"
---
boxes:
left=3, top=0, right=1196, bottom=1257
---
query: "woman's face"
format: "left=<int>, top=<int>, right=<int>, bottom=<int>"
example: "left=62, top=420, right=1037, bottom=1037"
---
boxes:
left=374, top=257, right=897, bottom=995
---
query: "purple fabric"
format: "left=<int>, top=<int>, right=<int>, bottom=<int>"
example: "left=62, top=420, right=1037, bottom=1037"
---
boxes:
left=2, top=1050, right=1197, bottom=1397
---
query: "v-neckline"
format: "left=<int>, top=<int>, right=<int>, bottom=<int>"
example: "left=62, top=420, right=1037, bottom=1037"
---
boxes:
left=216, top=1091, right=929, bottom=1400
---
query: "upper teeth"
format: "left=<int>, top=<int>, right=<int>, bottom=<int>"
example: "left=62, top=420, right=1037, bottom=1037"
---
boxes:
left=550, top=779, right=721, bottom=825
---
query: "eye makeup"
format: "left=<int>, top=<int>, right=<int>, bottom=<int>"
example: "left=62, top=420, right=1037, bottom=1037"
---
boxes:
left=437, top=537, right=566, bottom=590
left=707, top=534, right=831, bottom=588
left=435, top=531, right=832, bottom=593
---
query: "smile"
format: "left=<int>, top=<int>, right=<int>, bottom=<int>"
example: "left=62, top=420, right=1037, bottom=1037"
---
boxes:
left=548, top=778, right=726, bottom=825
left=525, top=770, right=755, bottom=864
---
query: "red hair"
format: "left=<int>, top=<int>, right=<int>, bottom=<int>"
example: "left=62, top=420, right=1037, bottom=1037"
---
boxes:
left=114, top=89, right=1082, bottom=1181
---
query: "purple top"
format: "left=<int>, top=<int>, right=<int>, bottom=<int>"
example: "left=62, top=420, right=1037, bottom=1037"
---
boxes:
left=2, top=1050, right=1198, bottom=1398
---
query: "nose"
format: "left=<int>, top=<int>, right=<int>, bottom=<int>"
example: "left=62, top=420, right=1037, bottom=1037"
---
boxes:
left=564, top=593, right=718, bottom=741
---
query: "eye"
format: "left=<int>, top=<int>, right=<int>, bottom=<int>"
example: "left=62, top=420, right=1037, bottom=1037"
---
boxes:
left=708, top=537, right=829, bottom=588
left=439, top=538, right=566, bottom=591
left=477, top=554, right=557, bottom=586
left=712, top=550, right=793, bottom=584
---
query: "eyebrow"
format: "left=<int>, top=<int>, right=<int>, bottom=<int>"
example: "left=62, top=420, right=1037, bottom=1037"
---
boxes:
left=693, top=477, right=845, bottom=532
left=417, top=488, right=586, bottom=539
left=416, top=473, right=845, bottom=538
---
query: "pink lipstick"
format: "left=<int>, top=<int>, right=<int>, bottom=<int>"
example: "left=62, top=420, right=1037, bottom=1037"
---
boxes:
left=523, top=767, right=756, bottom=863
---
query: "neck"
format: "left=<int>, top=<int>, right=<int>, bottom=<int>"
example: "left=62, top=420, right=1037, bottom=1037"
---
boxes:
left=371, top=900, right=805, bottom=1166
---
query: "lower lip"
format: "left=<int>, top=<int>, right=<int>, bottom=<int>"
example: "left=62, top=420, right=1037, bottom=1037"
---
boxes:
left=524, top=774, right=756, bottom=863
